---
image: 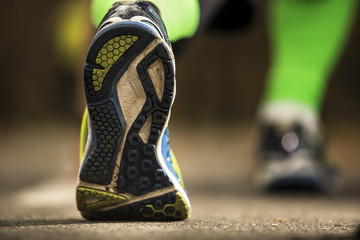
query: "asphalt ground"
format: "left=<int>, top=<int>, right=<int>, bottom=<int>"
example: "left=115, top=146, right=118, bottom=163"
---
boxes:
left=0, top=121, right=359, bottom=239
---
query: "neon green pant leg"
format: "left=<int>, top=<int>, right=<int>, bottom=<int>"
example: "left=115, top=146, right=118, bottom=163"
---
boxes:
left=91, top=0, right=200, bottom=42
left=264, top=0, right=357, bottom=110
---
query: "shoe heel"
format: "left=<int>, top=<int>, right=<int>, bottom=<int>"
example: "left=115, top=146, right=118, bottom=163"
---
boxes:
left=77, top=189, right=190, bottom=221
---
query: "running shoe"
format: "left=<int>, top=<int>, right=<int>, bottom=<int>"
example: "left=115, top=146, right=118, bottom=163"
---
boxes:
left=76, top=1, right=191, bottom=221
left=253, top=122, right=337, bottom=192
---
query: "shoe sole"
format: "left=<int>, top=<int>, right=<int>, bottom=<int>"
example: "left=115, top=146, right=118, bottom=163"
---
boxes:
left=76, top=21, right=190, bottom=221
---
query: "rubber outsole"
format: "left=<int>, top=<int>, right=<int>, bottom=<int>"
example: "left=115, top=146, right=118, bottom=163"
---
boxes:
left=116, top=43, right=174, bottom=196
left=77, top=22, right=189, bottom=221
left=78, top=190, right=188, bottom=221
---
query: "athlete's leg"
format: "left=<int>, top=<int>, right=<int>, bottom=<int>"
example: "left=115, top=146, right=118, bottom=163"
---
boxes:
left=91, top=0, right=200, bottom=42
left=263, top=0, right=357, bottom=115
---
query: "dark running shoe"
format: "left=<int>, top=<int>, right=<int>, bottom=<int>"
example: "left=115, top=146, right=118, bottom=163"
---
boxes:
left=76, top=1, right=190, bottom=221
left=253, top=122, right=337, bottom=192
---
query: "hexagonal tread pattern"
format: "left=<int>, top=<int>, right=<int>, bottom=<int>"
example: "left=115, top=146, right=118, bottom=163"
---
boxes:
left=117, top=44, right=174, bottom=196
left=84, top=35, right=139, bottom=101
left=80, top=102, right=122, bottom=185
left=141, top=192, right=189, bottom=220
left=93, top=35, right=139, bottom=91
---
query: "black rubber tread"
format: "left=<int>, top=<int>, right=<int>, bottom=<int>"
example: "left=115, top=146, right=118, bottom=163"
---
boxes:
left=116, top=43, right=174, bottom=196
left=80, top=22, right=157, bottom=185
left=80, top=102, right=122, bottom=185
left=81, top=191, right=184, bottom=221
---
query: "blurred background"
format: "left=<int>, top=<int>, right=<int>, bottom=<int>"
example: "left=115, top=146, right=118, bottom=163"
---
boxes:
left=1, top=0, right=360, bottom=124
left=0, top=0, right=359, bottom=239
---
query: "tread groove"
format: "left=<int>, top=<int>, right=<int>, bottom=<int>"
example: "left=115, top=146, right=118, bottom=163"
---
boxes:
left=117, top=44, right=174, bottom=196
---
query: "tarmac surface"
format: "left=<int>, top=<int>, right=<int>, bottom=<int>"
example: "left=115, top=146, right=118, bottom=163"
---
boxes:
left=0, top=121, right=359, bottom=239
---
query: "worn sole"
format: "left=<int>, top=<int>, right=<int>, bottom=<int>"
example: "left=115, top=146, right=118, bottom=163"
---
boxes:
left=77, top=21, right=190, bottom=221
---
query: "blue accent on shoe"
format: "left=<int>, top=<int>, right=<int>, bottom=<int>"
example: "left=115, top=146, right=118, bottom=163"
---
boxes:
left=161, top=128, right=181, bottom=185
